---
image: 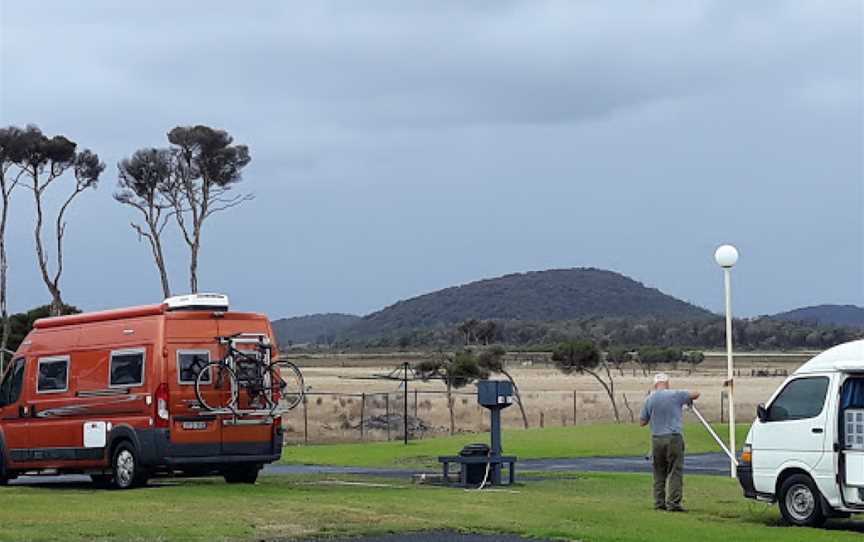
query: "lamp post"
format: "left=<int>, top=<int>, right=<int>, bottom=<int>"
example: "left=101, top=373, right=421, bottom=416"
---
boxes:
left=714, top=244, right=739, bottom=478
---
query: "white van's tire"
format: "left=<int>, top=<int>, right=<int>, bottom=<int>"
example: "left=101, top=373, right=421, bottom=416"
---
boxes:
left=110, top=443, right=147, bottom=489
left=778, top=474, right=826, bottom=527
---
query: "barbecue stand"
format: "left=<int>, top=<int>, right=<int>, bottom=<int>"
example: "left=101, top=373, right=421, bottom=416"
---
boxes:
left=438, top=380, right=517, bottom=487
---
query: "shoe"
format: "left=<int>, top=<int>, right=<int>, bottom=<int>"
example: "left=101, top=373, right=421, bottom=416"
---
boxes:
left=654, top=504, right=667, bottom=511
left=666, top=506, right=687, bottom=513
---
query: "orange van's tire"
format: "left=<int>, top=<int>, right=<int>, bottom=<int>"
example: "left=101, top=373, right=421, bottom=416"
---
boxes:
left=778, top=474, right=826, bottom=527
left=110, top=443, right=147, bottom=490
left=223, top=464, right=259, bottom=484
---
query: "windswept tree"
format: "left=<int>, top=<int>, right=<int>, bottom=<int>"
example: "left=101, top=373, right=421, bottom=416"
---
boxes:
left=166, top=125, right=251, bottom=293
left=0, top=127, right=25, bottom=368
left=115, top=148, right=175, bottom=298
left=14, top=126, right=103, bottom=316
left=552, top=340, right=621, bottom=422
left=477, top=346, right=529, bottom=429
left=416, top=350, right=488, bottom=435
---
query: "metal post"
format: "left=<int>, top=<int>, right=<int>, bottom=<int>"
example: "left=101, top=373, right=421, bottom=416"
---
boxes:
left=403, top=362, right=409, bottom=445
left=360, top=392, right=365, bottom=441
left=385, top=393, right=391, bottom=441
left=490, top=407, right=502, bottom=485
left=724, top=267, right=736, bottom=478
left=302, top=395, right=308, bottom=445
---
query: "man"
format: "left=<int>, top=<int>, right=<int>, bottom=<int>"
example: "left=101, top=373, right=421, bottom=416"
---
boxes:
left=639, top=372, right=700, bottom=512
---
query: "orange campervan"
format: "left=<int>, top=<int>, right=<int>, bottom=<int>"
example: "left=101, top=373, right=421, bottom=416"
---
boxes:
left=0, top=294, right=302, bottom=489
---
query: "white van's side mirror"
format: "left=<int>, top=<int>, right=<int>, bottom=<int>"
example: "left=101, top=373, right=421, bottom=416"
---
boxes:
left=756, top=403, right=768, bottom=423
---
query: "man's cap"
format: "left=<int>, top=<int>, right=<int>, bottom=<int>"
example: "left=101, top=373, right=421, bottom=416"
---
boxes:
left=654, top=373, right=669, bottom=384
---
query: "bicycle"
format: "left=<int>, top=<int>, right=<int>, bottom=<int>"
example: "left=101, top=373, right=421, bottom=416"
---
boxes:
left=194, top=333, right=304, bottom=416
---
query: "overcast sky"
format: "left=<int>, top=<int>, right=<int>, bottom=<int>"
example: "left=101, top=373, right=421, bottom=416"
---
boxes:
left=0, top=1, right=862, bottom=319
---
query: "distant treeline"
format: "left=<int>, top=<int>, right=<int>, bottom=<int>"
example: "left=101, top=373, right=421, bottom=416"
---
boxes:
left=330, top=316, right=863, bottom=351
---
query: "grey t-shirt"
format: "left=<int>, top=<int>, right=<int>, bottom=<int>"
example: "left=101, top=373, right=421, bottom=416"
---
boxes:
left=640, top=389, right=692, bottom=436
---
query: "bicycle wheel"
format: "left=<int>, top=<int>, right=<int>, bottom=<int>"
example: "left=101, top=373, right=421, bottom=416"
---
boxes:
left=267, top=361, right=304, bottom=412
left=195, top=362, right=238, bottom=413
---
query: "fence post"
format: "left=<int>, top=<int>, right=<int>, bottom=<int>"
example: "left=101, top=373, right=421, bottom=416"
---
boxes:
left=573, top=390, right=577, bottom=424
left=414, top=389, right=418, bottom=419
left=540, top=411, right=545, bottom=428
left=385, top=393, right=391, bottom=441
left=720, top=391, right=725, bottom=424
left=360, top=393, right=366, bottom=441
left=303, top=395, right=309, bottom=445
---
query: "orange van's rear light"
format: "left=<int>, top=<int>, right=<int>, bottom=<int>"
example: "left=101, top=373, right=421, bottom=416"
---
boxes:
left=155, top=383, right=170, bottom=428
left=741, top=443, right=752, bottom=464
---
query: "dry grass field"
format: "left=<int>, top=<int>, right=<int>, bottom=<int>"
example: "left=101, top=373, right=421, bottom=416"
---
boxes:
left=279, top=351, right=812, bottom=444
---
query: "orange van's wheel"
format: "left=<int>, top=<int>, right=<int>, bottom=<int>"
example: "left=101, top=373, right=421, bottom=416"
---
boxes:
left=110, top=443, right=147, bottom=490
left=223, top=464, right=259, bottom=484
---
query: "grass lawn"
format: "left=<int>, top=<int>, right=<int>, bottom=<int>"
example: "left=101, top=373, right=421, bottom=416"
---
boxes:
left=281, top=422, right=751, bottom=468
left=0, top=472, right=860, bottom=541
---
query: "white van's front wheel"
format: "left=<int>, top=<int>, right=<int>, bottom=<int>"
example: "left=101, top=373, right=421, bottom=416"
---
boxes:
left=778, top=474, right=826, bottom=527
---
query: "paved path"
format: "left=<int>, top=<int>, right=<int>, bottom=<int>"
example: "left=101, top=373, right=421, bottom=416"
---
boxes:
left=294, top=533, right=548, bottom=542
left=266, top=452, right=732, bottom=478
left=7, top=452, right=731, bottom=487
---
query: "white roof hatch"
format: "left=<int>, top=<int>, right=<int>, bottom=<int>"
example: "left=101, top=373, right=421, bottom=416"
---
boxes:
left=163, top=293, right=229, bottom=312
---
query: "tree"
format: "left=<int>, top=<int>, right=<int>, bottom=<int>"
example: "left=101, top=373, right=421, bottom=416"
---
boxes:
left=165, top=125, right=251, bottom=293
left=475, top=320, right=498, bottom=345
left=0, top=127, right=25, bottom=370
left=682, top=350, right=705, bottom=375
left=416, top=350, right=488, bottom=435
left=115, top=148, right=175, bottom=298
left=477, top=346, right=529, bottom=429
left=606, top=346, right=631, bottom=376
left=457, top=319, right=480, bottom=345
left=13, top=125, right=103, bottom=316
left=7, top=304, right=81, bottom=354
left=552, top=340, right=621, bottom=422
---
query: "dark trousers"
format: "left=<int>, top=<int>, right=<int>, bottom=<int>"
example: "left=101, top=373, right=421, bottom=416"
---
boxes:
left=651, top=433, right=684, bottom=509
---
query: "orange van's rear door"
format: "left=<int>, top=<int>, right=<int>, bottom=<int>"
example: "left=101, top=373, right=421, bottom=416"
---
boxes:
left=168, top=343, right=222, bottom=456
left=216, top=317, right=275, bottom=457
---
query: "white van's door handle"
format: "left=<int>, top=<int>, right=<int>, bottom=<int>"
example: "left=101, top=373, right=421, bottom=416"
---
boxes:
left=811, top=427, right=824, bottom=434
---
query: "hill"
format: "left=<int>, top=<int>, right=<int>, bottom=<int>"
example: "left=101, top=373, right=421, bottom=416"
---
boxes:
left=271, top=313, right=360, bottom=345
left=345, top=268, right=715, bottom=339
left=770, top=304, right=864, bottom=328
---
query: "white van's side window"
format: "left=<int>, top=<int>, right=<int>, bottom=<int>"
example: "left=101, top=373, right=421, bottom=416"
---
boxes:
left=177, top=350, right=211, bottom=384
left=109, top=348, right=145, bottom=388
left=767, top=376, right=829, bottom=422
left=37, top=356, right=70, bottom=394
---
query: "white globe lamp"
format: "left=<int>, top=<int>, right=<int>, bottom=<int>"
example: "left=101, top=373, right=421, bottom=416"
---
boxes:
left=714, top=244, right=739, bottom=268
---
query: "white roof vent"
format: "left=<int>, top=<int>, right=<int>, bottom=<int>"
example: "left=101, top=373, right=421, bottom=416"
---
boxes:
left=163, top=293, right=229, bottom=312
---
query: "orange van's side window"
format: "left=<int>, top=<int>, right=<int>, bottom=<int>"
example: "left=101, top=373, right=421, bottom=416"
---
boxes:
left=109, top=348, right=145, bottom=388
left=37, top=356, right=70, bottom=394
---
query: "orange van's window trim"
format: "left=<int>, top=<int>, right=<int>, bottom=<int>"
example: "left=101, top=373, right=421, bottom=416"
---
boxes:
left=108, top=347, right=146, bottom=388
left=177, top=350, right=211, bottom=385
left=36, top=356, right=70, bottom=394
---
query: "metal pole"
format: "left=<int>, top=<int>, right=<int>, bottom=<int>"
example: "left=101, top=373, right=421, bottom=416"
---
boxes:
left=403, top=362, right=409, bottom=445
left=385, top=393, right=391, bottom=441
left=724, top=267, right=736, bottom=478
left=303, top=395, right=308, bottom=445
left=360, top=392, right=365, bottom=441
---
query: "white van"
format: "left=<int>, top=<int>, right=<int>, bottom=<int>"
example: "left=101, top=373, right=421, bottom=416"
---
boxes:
left=738, top=339, right=864, bottom=526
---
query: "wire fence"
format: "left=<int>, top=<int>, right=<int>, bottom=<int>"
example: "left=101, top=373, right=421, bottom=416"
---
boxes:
left=279, top=386, right=762, bottom=445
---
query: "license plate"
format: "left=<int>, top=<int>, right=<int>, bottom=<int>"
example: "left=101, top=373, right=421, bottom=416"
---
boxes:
left=182, top=421, right=208, bottom=430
